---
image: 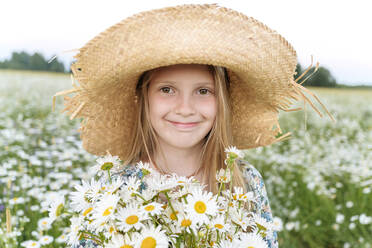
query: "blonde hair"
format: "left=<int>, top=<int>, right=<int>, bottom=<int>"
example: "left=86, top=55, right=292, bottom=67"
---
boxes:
left=123, top=64, right=247, bottom=194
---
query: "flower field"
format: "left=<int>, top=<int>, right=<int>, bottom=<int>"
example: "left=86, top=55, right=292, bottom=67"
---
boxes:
left=0, top=69, right=371, bottom=248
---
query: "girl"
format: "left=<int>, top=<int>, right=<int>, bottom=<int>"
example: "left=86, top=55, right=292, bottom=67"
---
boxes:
left=56, top=3, right=326, bottom=248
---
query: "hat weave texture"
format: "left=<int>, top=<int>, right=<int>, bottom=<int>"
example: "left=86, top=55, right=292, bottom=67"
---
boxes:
left=56, top=3, right=301, bottom=160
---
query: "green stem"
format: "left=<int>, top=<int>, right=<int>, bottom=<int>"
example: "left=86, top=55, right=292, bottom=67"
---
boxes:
left=107, top=170, right=112, bottom=184
left=133, top=193, right=148, bottom=203
left=164, top=191, right=178, bottom=221
left=216, top=168, right=229, bottom=201
left=224, top=160, right=235, bottom=223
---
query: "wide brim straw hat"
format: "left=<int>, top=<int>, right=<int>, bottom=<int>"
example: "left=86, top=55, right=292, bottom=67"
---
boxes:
left=53, top=3, right=332, bottom=160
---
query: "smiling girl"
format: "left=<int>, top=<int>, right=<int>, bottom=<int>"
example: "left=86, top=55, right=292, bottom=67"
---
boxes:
left=55, top=3, right=328, bottom=248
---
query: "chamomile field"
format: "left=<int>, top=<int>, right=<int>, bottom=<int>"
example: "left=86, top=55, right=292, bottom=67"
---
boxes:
left=0, top=69, right=371, bottom=248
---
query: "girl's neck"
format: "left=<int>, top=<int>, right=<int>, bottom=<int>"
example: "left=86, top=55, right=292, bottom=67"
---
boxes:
left=150, top=141, right=204, bottom=179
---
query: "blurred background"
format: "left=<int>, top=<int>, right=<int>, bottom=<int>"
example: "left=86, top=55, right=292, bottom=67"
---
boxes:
left=0, top=0, right=371, bottom=247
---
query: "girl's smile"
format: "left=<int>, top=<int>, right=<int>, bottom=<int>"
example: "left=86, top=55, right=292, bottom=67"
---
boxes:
left=167, top=120, right=200, bottom=130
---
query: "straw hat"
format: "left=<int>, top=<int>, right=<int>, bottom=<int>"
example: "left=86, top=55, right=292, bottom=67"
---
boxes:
left=53, top=3, right=331, bottom=160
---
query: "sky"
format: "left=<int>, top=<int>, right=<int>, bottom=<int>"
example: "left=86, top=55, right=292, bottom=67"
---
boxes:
left=1, top=0, right=371, bottom=85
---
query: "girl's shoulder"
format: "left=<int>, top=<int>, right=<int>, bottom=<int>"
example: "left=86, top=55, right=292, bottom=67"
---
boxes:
left=237, top=159, right=278, bottom=248
left=236, top=158, right=266, bottom=191
left=236, top=159, right=272, bottom=218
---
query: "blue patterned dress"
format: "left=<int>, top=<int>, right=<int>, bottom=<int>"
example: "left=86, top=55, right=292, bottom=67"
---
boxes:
left=72, top=159, right=278, bottom=248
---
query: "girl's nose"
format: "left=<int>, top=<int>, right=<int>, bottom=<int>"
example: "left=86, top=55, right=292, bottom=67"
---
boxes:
left=174, top=93, right=196, bottom=116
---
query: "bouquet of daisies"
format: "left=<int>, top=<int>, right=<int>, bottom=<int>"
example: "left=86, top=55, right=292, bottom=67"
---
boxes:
left=48, top=147, right=275, bottom=248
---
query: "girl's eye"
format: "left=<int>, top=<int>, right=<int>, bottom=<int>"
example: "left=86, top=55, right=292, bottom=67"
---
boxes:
left=160, top=87, right=174, bottom=94
left=198, top=88, right=212, bottom=95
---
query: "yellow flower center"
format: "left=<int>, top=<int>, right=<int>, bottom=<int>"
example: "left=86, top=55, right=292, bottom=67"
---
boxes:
left=194, top=201, right=207, bottom=214
left=42, top=221, right=47, bottom=225
left=141, top=237, right=156, bottom=248
left=181, top=219, right=192, bottom=227
left=31, top=243, right=37, bottom=247
left=120, top=245, right=133, bottom=248
left=56, top=203, right=64, bottom=216
left=214, top=223, right=224, bottom=229
left=109, top=226, right=115, bottom=233
left=126, top=215, right=139, bottom=224
left=170, top=211, right=179, bottom=220
left=103, top=206, right=113, bottom=216
left=83, top=208, right=93, bottom=216
left=144, top=205, right=155, bottom=211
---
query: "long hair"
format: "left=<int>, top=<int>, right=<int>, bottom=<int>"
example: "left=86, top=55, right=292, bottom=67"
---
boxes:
left=123, top=64, right=247, bottom=194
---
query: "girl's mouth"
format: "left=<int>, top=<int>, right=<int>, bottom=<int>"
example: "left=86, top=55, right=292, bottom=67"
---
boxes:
left=167, top=120, right=199, bottom=129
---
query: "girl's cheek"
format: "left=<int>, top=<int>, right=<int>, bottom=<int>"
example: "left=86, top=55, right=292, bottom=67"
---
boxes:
left=197, top=98, right=217, bottom=116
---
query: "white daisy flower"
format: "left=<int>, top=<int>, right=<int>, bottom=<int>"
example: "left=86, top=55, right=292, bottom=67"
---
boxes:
left=21, top=240, right=40, bottom=248
left=116, top=202, right=147, bottom=232
left=37, top=217, right=53, bottom=231
left=106, top=233, right=137, bottom=248
left=39, top=235, right=54, bottom=245
left=70, top=178, right=101, bottom=212
left=91, top=194, right=119, bottom=226
left=135, top=224, right=169, bottom=248
left=93, top=152, right=122, bottom=176
left=140, top=202, right=164, bottom=217
left=216, top=168, right=231, bottom=183
left=272, top=216, right=283, bottom=232
left=173, top=174, right=198, bottom=186
left=224, top=146, right=244, bottom=159
left=210, top=214, right=231, bottom=233
left=101, top=221, right=119, bottom=239
left=120, top=175, right=141, bottom=196
left=238, top=232, right=268, bottom=248
left=102, top=177, right=125, bottom=196
left=66, top=216, right=83, bottom=246
left=169, top=181, right=204, bottom=200
left=47, top=194, right=65, bottom=222
left=164, top=200, right=184, bottom=223
left=176, top=211, right=198, bottom=234
left=136, top=161, right=154, bottom=176
left=232, top=186, right=256, bottom=203
left=9, top=196, right=25, bottom=205
left=56, top=233, right=68, bottom=243
left=253, top=213, right=274, bottom=232
left=145, top=173, right=178, bottom=192
left=81, top=204, right=94, bottom=218
left=216, top=239, right=239, bottom=248
left=185, top=187, right=218, bottom=225
left=230, top=209, right=250, bottom=231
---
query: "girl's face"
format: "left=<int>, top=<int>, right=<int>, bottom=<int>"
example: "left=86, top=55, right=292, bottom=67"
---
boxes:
left=148, top=64, right=217, bottom=150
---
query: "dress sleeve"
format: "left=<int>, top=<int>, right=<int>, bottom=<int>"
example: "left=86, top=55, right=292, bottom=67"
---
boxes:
left=240, top=160, right=279, bottom=248
left=70, top=238, right=100, bottom=248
